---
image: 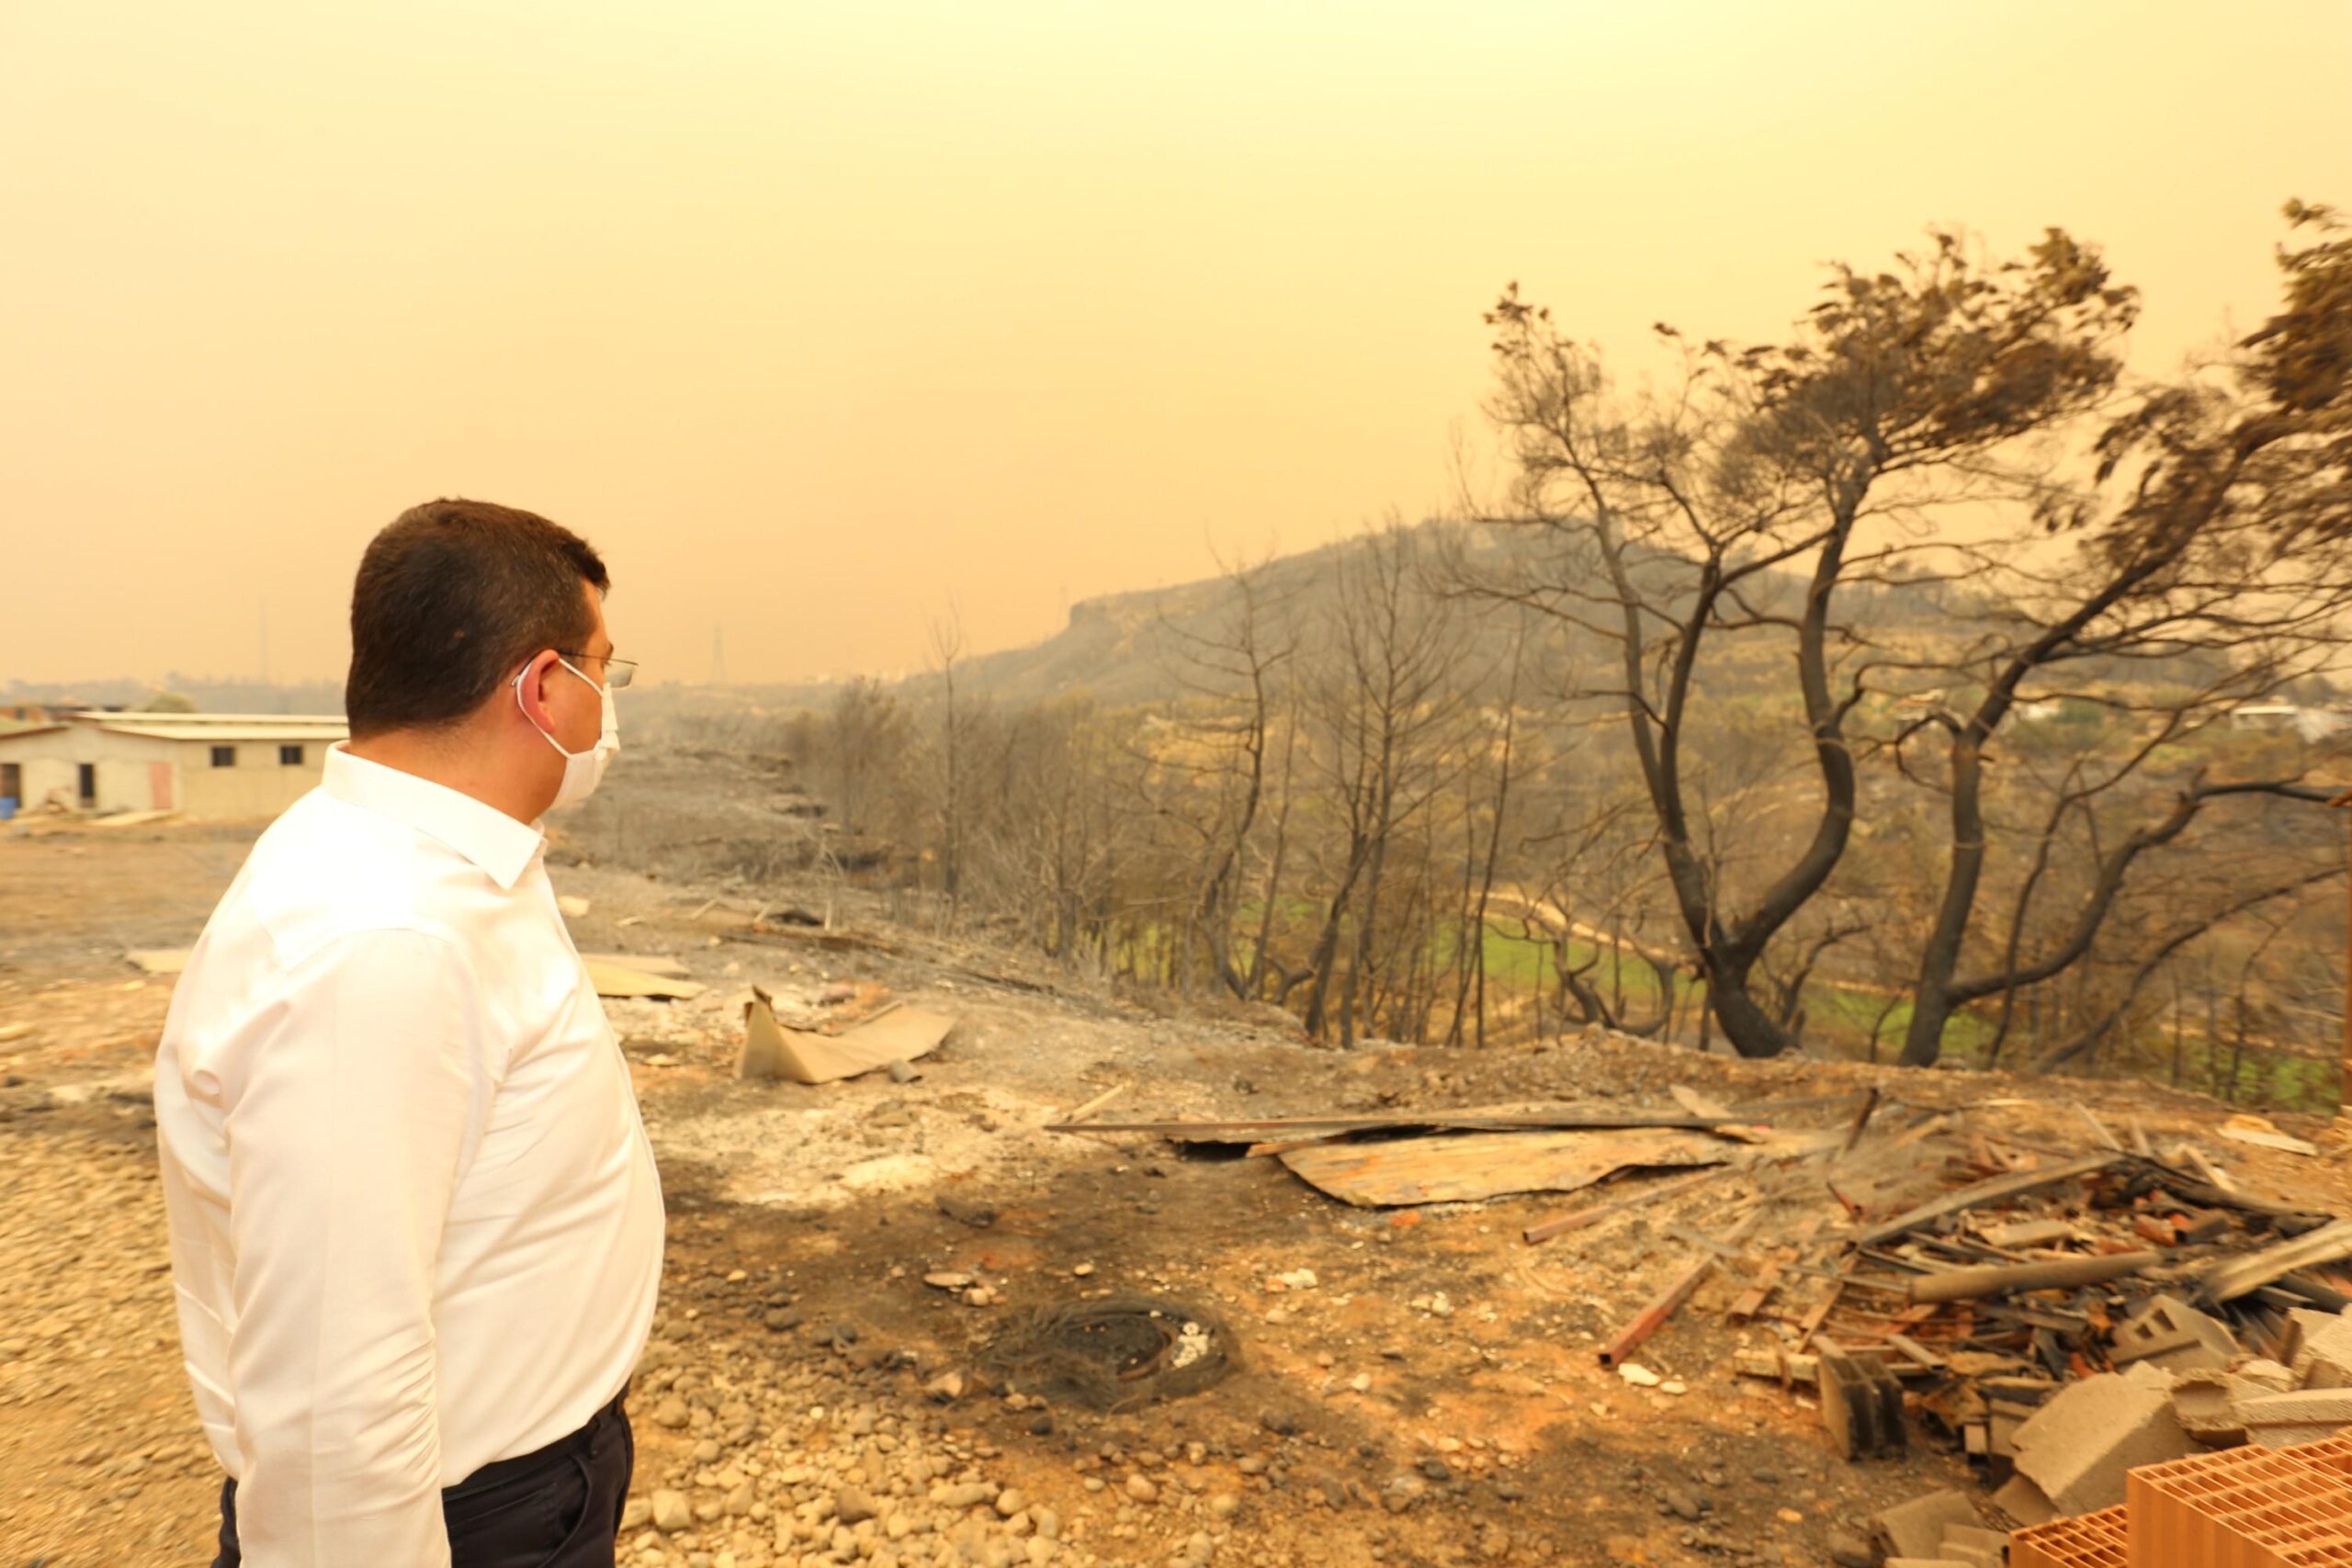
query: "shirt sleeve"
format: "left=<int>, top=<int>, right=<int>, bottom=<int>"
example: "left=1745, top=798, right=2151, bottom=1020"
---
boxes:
left=220, top=926, right=491, bottom=1568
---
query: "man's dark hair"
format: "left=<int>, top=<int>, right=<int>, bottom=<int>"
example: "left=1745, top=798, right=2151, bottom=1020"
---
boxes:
left=345, top=499, right=609, bottom=739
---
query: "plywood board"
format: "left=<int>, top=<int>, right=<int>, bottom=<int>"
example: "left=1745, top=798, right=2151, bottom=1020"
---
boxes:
left=1277, top=1128, right=1734, bottom=1208
left=576, top=953, right=689, bottom=977
left=740, top=987, right=955, bottom=1085
left=92, top=809, right=179, bottom=829
left=584, top=959, right=706, bottom=1000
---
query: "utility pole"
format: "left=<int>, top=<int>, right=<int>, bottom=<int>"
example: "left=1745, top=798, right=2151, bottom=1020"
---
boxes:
left=711, top=625, right=727, bottom=685
left=259, top=599, right=270, bottom=684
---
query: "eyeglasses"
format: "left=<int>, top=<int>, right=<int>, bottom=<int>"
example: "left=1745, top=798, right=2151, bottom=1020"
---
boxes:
left=557, top=651, right=639, bottom=690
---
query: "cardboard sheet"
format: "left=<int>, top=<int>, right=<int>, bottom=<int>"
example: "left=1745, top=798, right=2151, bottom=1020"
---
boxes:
left=739, top=987, right=954, bottom=1085
left=584, top=959, right=706, bottom=999
left=576, top=953, right=689, bottom=977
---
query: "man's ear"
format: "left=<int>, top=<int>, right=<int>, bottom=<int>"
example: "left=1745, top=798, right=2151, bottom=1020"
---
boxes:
left=513, top=649, right=563, bottom=731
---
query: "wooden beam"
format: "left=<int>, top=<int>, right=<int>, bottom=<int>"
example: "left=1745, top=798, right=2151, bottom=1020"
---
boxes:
left=1849, top=1153, right=2124, bottom=1247
left=1049, top=1110, right=1749, bottom=1139
left=1522, top=1168, right=1724, bottom=1245
left=1597, top=1213, right=1760, bottom=1369
left=2199, top=1217, right=2352, bottom=1306
left=1063, top=1083, right=1128, bottom=1123
left=1904, top=1249, right=2164, bottom=1305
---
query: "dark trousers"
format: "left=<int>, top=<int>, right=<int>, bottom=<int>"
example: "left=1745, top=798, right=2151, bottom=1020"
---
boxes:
left=211, top=1388, right=634, bottom=1568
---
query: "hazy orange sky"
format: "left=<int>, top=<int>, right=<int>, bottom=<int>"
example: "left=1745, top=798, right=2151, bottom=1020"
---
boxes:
left=4, top=2, right=2346, bottom=690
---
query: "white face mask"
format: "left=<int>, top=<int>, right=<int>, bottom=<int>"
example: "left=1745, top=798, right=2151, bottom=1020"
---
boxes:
left=514, top=655, right=619, bottom=810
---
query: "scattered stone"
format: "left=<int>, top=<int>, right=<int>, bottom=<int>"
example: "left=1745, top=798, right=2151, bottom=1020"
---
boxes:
left=1826, top=1526, right=1875, bottom=1568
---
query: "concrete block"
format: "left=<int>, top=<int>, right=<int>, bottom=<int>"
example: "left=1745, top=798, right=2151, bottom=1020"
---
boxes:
left=1942, top=1523, right=2010, bottom=1568
left=2279, top=1306, right=2340, bottom=1367
left=2110, top=1292, right=2239, bottom=1374
left=1871, top=1490, right=1984, bottom=1560
left=1993, top=1472, right=2059, bottom=1529
left=1820, top=1347, right=1905, bottom=1460
left=2233, top=1356, right=2297, bottom=1392
left=1985, top=1377, right=2061, bottom=1460
left=2012, top=1371, right=2194, bottom=1516
left=2234, top=1385, right=2352, bottom=1429
left=2297, top=1312, right=2352, bottom=1389
left=2169, top=1368, right=2278, bottom=1445
left=1943, top=1523, right=2010, bottom=1558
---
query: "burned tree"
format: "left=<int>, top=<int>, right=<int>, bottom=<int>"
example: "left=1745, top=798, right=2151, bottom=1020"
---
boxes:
left=1475, top=229, right=2135, bottom=1057
left=1897, top=203, right=2352, bottom=1065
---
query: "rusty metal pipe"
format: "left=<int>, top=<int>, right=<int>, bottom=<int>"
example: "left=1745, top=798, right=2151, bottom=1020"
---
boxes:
left=1596, top=1213, right=1760, bottom=1368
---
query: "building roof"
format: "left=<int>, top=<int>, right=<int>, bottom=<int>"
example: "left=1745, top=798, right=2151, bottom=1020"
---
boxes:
left=81, top=715, right=348, bottom=743
left=0, top=713, right=350, bottom=750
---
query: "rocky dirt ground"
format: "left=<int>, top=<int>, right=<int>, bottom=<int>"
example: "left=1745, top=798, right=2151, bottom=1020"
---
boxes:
left=8, top=813, right=2352, bottom=1568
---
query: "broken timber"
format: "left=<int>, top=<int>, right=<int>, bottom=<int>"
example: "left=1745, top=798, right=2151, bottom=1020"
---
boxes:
left=1051, top=1110, right=1761, bottom=1140
left=1523, top=1168, right=1724, bottom=1245
left=2196, top=1216, right=2352, bottom=1307
left=1733, top=1348, right=1935, bottom=1386
left=1849, top=1152, right=2124, bottom=1247
left=1598, top=1213, right=1759, bottom=1369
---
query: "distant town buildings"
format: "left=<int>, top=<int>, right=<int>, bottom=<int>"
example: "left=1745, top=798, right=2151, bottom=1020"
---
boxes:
left=2228, top=702, right=2351, bottom=743
left=0, top=710, right=347, bottom=820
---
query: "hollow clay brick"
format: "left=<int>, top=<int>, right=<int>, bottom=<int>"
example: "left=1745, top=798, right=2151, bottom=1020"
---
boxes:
left=2010, top=1504, right=2128, bottom=1568
left=2128, top=1443, right=2352, bottom=1566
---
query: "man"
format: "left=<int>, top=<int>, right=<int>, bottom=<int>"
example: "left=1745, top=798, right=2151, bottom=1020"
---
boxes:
left=154, top=499, right=665, bottom=1566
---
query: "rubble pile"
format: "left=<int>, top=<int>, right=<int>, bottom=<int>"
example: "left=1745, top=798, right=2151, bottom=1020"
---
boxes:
left=1714, top=1105, right=2352, bottom=1557
left=1081, top=1081, right=2352, bottom=1560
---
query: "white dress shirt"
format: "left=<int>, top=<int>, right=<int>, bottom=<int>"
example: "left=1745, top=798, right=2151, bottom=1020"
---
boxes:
left=154, top=744, right=665, bottom=1567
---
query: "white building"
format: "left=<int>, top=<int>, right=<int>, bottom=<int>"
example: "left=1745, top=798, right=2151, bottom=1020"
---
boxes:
left=2231, top=703, right=2352, bottom=743
left=0, top=711, right=348, bottom=821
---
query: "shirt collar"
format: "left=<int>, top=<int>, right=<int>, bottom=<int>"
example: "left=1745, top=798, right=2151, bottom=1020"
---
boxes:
left=322, top=742, right=546, bottom=890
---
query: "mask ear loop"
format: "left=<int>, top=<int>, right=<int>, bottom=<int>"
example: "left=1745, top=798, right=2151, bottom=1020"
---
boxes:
left=514, top=659, right=573, bottom=758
